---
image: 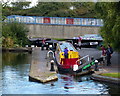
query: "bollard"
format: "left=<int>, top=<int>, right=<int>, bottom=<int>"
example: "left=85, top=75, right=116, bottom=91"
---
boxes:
left=46, top=43, right=49, bottom=50
left=94, top=60, right=99, bottom=71
left=91, top=56, right=94, bottom=61
left=41, top=46, right=44, bottom=50
left=46, top=61, right=48, bottom=67
left=41, top=44, right=44, bottom=50
left=50, top=60, right=55, bottom=71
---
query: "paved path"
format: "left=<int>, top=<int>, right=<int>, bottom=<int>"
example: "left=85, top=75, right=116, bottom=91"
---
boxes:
left=78, top=48, right=120, bottom=73
left=29, top=47, right=58, bottom=83
left=102, top=52, right=120, bottom=73
left=78, top=48, right=120, bottom=84
left=78, top=48, right=101, bottom=59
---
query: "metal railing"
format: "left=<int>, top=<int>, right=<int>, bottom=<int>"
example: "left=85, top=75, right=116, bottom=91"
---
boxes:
left=76, top=55, right=90, bottom=65
left=80, top=55, right=90, bottom=61
left=5, top=15, right=103, bottom=27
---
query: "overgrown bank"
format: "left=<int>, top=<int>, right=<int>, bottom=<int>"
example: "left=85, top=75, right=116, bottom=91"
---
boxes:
left=95, top=2, right=120, bottom=52
left=2, top=22, right=29, bottom=48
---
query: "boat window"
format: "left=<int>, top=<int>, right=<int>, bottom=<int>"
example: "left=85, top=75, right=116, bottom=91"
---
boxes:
left=59, top=42, right=77, bottom=52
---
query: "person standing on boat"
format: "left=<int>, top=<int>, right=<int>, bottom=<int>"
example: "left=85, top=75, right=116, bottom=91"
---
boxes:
left=64, top=47, right=69, bottom=58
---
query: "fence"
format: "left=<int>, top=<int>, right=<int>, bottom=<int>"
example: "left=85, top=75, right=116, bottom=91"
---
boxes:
left=5, top=15, right=103, bottom=27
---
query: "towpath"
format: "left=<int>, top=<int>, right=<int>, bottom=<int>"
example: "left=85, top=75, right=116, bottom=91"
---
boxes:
left=78, top=48, right=120, bottom=73
left=29, top=47, right=58, bottom=83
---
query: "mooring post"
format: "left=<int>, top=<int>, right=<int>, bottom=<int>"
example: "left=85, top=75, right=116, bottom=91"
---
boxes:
left=94, top=60, right=99, bottom=71
left=41, top=44, right=44, bottom=50
left=50, top=60, right=55, bottom=71
left=46, top=43, right=49, bottom=50
left=91, top=56, right=94, bottom=61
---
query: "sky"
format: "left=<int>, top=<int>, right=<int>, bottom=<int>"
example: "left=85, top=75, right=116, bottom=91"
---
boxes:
left=27, top=0, right=38, bottom=7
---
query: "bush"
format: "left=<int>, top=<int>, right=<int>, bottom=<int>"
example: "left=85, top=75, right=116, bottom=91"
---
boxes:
left=2, top=22, right=29, bottom=47
left=2, top=37, right=14, bottom=48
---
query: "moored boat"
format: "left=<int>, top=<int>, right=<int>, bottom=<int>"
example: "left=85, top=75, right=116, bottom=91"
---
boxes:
left=54, top=41, right=92, bottom=75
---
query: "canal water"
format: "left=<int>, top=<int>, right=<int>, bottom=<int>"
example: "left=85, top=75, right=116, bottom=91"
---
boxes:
left=2, top=52, right=120, bottom=95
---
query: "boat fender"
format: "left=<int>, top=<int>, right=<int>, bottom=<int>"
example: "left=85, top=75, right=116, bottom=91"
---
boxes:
left=73, top=64, right=78, bottom=71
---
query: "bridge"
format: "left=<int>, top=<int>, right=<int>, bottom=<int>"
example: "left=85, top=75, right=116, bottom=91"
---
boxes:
left=6, top=15, right=103, bottom=39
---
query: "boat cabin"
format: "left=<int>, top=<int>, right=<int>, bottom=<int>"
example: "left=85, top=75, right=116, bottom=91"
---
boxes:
left=55, top=41, right=80, bottom=70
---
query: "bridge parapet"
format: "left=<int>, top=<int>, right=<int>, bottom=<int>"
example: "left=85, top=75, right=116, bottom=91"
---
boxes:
left=6, top=15, right=103, bottom=27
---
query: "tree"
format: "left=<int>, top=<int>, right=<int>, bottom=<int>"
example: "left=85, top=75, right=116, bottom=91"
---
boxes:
left=95, top=2, right=120, bottom=51
left=11, top=2, right=31, bottom=11
left=2, top=2, right=96, bottom=17
left=2, top=22, right=29, bottom=47
left=29, top=2, right=70, bottom=16
left=28, top=2, right=96, bottom=18
left=2, top=1, right=31, bottom=17
left=2, top=1, right=11, bottom=20
left=2, top=1, right=29, bottom=48
left=71, top=2, right=96, bottom=17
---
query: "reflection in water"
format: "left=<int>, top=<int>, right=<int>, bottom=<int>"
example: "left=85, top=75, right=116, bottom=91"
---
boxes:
left=57, top=74, right=109, bottom=94
left=2, top=52, right=120, bottom=94
left=61, top=74, right=74, bottom=89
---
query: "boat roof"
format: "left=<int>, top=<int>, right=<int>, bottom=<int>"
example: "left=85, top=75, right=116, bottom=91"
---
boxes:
left=58, top=41, right=77, bottom=52
left=45, top=39, right=58, bottom=43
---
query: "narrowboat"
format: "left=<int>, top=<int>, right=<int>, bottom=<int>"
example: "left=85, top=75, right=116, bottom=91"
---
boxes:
left=54, top=41, right=91, bottom=75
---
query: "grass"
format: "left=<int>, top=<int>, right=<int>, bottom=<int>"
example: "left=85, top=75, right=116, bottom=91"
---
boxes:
left=53, top=38, right=65, bottom=41
left=100, top=73, right=120, bottom=78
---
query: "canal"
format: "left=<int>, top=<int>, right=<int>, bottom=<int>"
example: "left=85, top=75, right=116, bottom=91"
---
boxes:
left=2, top=52, right=120, bottom=95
